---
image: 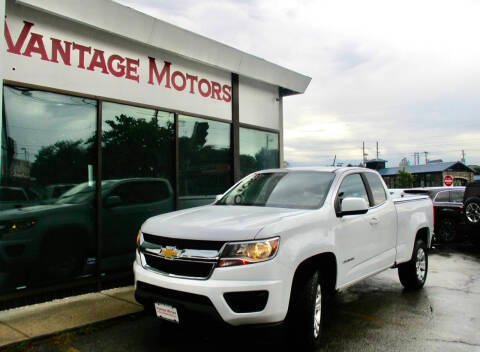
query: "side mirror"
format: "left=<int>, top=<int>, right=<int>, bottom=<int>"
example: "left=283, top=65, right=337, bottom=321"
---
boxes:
left=215, top=194, right=223, bottom=202
left=104, top=195, right=122, bottom=208
left=338, top=197, right=369, bottom=217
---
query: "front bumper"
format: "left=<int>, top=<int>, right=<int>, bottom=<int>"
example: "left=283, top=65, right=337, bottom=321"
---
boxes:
left=133, top=254, right=290, bottom=326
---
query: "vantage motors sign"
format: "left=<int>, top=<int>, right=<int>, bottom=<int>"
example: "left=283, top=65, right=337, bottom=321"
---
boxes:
left=2, top=8, right=232, bottom=119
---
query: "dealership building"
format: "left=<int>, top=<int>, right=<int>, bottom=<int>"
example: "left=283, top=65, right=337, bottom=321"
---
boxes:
left=0, top=0, right=310, bottom=305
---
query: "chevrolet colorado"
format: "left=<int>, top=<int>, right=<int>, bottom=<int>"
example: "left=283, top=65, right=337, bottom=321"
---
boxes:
left=134, top=167, right=433, bottom=348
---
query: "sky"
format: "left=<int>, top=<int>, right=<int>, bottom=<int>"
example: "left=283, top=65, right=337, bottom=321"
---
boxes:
left=116, top=0, right=480, bottom=168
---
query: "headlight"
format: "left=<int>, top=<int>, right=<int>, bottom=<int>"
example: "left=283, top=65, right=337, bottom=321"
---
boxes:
left=136, top=231, right=143, bottom=248
left=218, top=237, right=280, bottom=267
left=0, top=220, right=37, bottom=235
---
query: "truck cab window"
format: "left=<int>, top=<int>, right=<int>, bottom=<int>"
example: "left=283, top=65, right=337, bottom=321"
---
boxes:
left=434, top=191, right=449, bottom=202
left=365, top=172, right=387, bottom=205
left=337, top=174, right=369, bottom=206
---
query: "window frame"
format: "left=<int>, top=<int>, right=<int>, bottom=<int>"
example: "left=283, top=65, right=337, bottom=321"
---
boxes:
left=334, top=172, right=371, bottom=213
left=363, top=171, right=388, bottom=207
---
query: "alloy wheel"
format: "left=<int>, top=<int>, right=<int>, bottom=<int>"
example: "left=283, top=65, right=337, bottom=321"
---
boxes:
left=313, top=284, right=322, bottom=338
left=466, top=202, right=480, bottom=224
left=416, top=248, right=426, bottom=282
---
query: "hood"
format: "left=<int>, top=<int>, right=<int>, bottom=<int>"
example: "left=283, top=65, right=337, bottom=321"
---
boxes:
left=141, top=205, right=307, bottom=242
left=0, top=203, right=77, bottom=220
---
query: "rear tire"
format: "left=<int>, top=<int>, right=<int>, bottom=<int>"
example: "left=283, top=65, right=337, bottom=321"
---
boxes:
left=287, top=269, right=325, bottom=350
left=465, top=198, right=480, bottom=226
left=398, top=239, right=428, bottom=289
left=435, top=217, right=457, bottom=243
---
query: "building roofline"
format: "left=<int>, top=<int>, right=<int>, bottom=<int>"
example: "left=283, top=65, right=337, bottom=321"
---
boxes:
left=378, top=161, right=475, bottom=176
left=16, top=0, right=312, bottom=94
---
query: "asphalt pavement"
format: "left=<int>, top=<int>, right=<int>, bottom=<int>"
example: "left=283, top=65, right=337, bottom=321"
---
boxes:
left=3, top=243, right=480, bottom=352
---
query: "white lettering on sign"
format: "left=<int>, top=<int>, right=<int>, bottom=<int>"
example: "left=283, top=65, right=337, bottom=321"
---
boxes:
left=4, top=20, right=232, bottom=103
left=444, top=175, right=453, bottom=187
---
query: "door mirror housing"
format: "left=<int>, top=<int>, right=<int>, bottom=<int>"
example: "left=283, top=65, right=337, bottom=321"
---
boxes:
left=338, top=197, right=369, bottom=217
left=104, top=195, right=122, bottom=208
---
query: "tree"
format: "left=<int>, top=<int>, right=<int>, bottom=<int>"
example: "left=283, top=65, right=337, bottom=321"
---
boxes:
left=98, top=114, right=174, bottom=180
left=397, top=169, right=414, bottom=188
left=30, top=140, right=89, bottom=185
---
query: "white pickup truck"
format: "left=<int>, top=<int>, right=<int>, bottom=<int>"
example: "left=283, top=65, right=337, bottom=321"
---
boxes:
left=134, top=167, right=433, bottom=348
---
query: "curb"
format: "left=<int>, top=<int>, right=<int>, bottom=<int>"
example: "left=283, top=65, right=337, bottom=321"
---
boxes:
left=0, top=310, right=146, bottom=352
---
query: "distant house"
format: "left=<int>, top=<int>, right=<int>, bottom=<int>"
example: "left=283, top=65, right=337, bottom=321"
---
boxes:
left=366, top=159, right=475, bottom=188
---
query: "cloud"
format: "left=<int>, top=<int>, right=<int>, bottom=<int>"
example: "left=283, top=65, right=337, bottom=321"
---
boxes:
left=116, top=0, right=480, bottom=166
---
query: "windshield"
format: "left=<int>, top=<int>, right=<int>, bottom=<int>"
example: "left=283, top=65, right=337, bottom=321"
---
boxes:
left=55, top=183, right=96, bottom=204
left=217, top=171, right=335, bottom=209
left=55, top=180, right=119, bottom=205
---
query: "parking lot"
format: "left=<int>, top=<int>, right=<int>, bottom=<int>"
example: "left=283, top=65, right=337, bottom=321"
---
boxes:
left=8, top=242, right=479, bottom=352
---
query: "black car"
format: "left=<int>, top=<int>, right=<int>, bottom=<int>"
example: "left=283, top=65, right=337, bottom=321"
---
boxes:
left=403, top=187, right=466, bottom=243
left=463, top=181, right=480, bottom=245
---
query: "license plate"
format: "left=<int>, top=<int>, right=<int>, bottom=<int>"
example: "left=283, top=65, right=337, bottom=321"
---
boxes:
left=154, top=302, right=179, bottom=323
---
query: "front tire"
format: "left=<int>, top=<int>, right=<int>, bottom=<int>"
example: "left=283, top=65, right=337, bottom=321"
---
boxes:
left=287, top=269, right=325, bottom=349
left=398, top=239, right=428, bottom=289
left=41, top=232, right=86, bottom=281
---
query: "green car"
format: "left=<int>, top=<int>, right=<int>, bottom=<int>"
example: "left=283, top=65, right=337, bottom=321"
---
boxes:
left=0, top=178, right=174, bottom=290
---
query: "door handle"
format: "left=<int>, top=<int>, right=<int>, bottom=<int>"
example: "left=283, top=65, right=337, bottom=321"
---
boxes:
left=369, top=217, right=379, bottom=225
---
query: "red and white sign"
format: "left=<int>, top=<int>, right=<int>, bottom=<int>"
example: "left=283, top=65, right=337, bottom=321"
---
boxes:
left=2, top=6, right=232, bottom=120
left=444, top=175, right=454, bottom=187
left=4, top=21, right=231, bottom=103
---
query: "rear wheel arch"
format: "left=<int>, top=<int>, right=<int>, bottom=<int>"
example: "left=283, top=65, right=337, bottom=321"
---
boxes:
left=415, top=227, right=431, bottom=248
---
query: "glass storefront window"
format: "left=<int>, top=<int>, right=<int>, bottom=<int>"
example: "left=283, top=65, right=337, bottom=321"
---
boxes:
left=240, top=128, right=279, bottom=177
left=179, top=115, right=231, bottom=198
left=1, top=86, right=97, bottom=291
left=101, top=102, right=175, bottom=273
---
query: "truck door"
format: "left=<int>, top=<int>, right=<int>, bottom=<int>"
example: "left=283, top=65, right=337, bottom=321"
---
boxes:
left=102, top=180, right=174, bottom=272
left=362, top=172, right=397, bottom=271
left=334, top=173, right=374, bottom=286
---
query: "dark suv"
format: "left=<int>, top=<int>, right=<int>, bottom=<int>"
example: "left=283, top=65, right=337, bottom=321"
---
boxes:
left=463, top=181, right=480, bottom=245
left=403, top=187, right=466, bottom=243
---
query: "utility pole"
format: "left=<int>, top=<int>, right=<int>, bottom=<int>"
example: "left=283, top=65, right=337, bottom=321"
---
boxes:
left=362, top=142, right=368, bottom=166
left=376, top=141, right=379, bottom=159
left=424, top=151, right=428, bottom=164
left=461, top=150, right=465, bottom=164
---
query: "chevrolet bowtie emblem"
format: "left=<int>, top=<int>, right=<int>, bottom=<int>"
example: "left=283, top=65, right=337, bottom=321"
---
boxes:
left=160, top=246, right=182, bottom=260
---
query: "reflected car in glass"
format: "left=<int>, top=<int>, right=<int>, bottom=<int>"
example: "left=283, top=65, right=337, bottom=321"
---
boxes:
left=0, top=178, right=174, bottom=289
left=0, top=186, right=42, bottom=210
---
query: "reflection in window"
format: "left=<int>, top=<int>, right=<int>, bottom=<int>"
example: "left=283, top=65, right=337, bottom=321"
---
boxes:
left=179, top=115, right=231, bottom=196
left=102, top=102, right=174, bottom=182
left=435, top=191, right=449, bottom=202
left=365, top=173, right=386, bottom=205
left=451, top=190, right=464, bottom=202
left=338, top=174, right=369, bottom=205
left=101, top=103, right=175, bottom=273
left=240, top=128, right=279, bottom=178
left=218, top=171, right=334, bottom=209
left=1, top=86, right=97, bottom=290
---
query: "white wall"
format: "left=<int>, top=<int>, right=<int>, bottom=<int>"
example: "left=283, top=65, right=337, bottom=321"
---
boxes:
left=3, top=1, right=232, bottom=120
left=238, top=76, right=280, bottom=130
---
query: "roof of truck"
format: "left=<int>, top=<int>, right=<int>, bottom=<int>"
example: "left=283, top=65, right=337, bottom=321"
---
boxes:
left=258, top=166, right=371, bottom=173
